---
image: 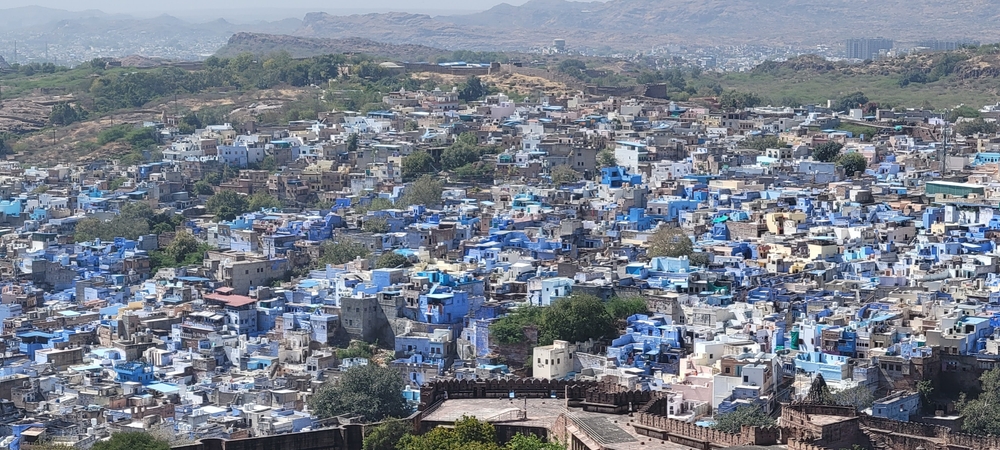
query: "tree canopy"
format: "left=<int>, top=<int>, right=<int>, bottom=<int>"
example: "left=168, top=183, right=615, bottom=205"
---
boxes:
left=834, top=91, right=869, bottom=112
left=646, top=226, right=695, bottom=258
left=711, top=406, right=776, bottom=434
left=743, top=135, right=785, bottom=152
left=92, top=432, right=170, bottom=450
left=309, top=364, right=410, bottom=422
left=318, top=239, right=371, bottom=266
left=441, top=140, right=482, bottom=171
left=206, top=190, right=249, bottom=221
left=958, top=367, right=1000, bottom=435
left=376, top=252, right=411, bottom=269
left=490, top=294, right=644, bottom=347
left=458, top=76, right=490, bottom=102
left=955, top=118, right=998, bottom=136
left=597, top=148, right=617, bottom=168
left=363, top=420, right=414, bottom=450
left=400, top=175, right=443, bottom=207
left=550, top=165, right=581, bottom=185
left=402, top=151, right=436, bottom=180
left=837, top=152, right=868, bottom=177
left=398, top=416, right=563, bottom=450
left=719, top=90, right=762, bottom=109
left=812, top=141, right=844, bottom=162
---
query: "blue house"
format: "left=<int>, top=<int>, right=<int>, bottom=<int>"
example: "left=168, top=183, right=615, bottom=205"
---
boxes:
left=114, top=361, right=155, bottom=385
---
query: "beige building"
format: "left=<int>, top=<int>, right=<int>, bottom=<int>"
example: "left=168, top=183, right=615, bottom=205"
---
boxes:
left=533, top=340, right=576, bottom=380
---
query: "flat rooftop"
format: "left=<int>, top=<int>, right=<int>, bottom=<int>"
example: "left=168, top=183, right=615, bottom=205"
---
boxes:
left=422, top=398, right=692, bottom=450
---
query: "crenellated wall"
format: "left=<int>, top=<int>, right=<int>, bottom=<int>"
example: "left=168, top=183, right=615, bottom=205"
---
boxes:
left=787, top=439, right=828, bottom=450
left=418, top=379, right=601, bottom=410
left=862, top=414, right=1000, bottom=450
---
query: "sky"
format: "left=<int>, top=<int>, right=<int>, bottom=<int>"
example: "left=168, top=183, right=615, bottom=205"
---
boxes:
left=3, top=0, right=536, bottom=16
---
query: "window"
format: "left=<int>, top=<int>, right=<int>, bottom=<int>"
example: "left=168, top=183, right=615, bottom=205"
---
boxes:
left=557, top=358, right=561, bottom=365
left=538, top=358, right=541, bottom=363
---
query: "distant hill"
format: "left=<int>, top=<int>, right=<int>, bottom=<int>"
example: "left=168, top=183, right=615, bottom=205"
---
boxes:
left=216, top=32, right=449, bottom=61
left=0, top=6, right=112, bottom=31
left=289, top=0, right=1000, bottom=51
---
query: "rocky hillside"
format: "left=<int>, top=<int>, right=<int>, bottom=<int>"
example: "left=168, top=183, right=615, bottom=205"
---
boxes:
left=753, top=48, right=1000, bottom=81
left=290, top=0, right=1000, bottom=51
left=216, top=32, right=449, bottom=61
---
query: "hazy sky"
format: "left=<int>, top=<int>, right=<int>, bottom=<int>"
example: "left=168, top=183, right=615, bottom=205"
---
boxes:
left=4, top=0, right=536, bottom=15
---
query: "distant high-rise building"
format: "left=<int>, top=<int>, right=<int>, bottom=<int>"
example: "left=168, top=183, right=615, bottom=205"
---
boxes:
left=553, top=39, right=566, bottom=52
left=0, top=55, right=10, bottom=72
left=845, top=38, right=893, bottom=60
left=917, top=39, right=979, bottom=51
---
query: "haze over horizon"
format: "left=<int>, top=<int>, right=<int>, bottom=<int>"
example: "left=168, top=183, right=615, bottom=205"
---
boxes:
left=0, top=0, right=574, bottom=18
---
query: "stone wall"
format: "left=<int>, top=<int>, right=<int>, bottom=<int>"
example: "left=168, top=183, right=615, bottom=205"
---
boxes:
left=171, top=425, right=360, bottom=450
left=861, top=414, right=1000, bottom=450
left=787, top=439, right=828, bottom=450
left=417, top=379, right=600, bottom=410
left=633, top=412, right=746, bottom=448
left=581, top=384, right=653, bottom=414
left=402, top=62, right=491, bottom=76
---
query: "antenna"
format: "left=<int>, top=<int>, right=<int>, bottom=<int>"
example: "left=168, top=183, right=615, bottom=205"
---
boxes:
left=12, top=41, right=16, bottom=65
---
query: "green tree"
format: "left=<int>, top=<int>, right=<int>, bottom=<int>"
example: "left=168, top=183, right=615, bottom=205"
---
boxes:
left=835, top=92, right=868, bottom=112
left=193, top=180, right=214, bottom=195
left=454, top=162, right=494, bottom=183
left=505, top=434, right=563, bottom=450
left=719, top=90, right=762, bottom=109
left=309, top=364, right=410, bottom=422
left=259, top=155, right=278, bottom=172
left=597, top=148, right=617, bottom=168
left=458, top=76, right=489, bottom=102
left=400, top=175, right=443, bottom=207
left=337, top=340, right=377, bottom=360
left=646, top=226, right=694, bottom=258
left=92, top=432, right=170, bottom=450
left=120, top=202, right=154, bottom=222
left=812, top=141, right=844, bottom=162
left=743, top=135, right=785, bottom=152
left=957, top=367, right=1000, bottom=435
left=74, top=216, right=150, bottom=242
left=605, top=296, right=648, bottom=320
left=348, top=133, right=360, bottom=151
left=711, top=406, right=776, bottom=434
left=490, top=306, right=544, bottom=345
left=955, top=118, right=998, bottom=136
left=206, top=190, right=250, bottom=221
left=363, top=420, right=413, bottom=450
left=319, top=239, right=372, bottom=266
left=355, top=198, right=395, bottom=214
left=837, top=152, right=868, bottom=177
left=398, top=416, right=563, bottom=450
left=441, top=142, right=481, bottom=171
left=376, top=252, right=410, bottom=269
left=248, top=192, right=281, bottom=211
left=917, top=380, right=935, bottom=413
left=363, top=217, right=390, bottom=233
left=550, top=165, right=581, bottom=185
left=946, top=105, right=981, bottom=122
left=540, top=294, right=617, bottom=345
left=165, top=232, right=201, bottom=265
left=830, top=385, right=875, bottom=411
left=557, top=59, right=587, bottom=80
left=49, top=102, right=86, bottom=126
left=402, top=151, right=435, bottom=180
left=179, top=113, right=203, bottom=134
